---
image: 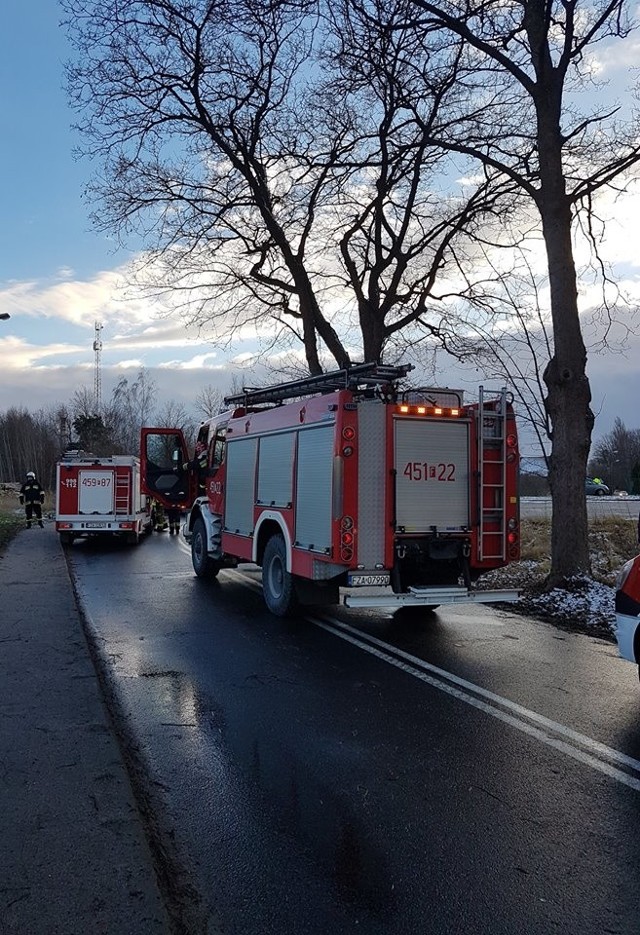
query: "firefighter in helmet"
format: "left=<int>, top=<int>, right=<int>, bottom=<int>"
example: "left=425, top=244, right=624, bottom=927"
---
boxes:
left=166, top=507, right=182, bottom=536
left=151, top=499, right=169, bottom=532
left=183, top=440, right=208, bottom=496
left=20, top=471, right=45, bottom=528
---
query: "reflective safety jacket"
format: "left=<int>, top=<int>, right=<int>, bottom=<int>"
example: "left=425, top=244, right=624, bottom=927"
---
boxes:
left=19, top=479, right=45, bottom=505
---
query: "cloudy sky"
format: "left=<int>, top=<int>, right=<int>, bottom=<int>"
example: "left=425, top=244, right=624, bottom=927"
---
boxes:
left=0, top=3, right=239, bottom=411
left=1, top=0, right=639, bottom=457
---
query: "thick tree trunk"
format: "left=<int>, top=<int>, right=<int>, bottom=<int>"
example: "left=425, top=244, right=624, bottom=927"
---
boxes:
left=539, top=172, right=594, bottom=585
left=271, top=251, right=350, bottom=374
left=292, top=264, right=351, bottom=372
left=361, top=302, right=386, bottom=363
left=544, top=258, right=593, bottom=586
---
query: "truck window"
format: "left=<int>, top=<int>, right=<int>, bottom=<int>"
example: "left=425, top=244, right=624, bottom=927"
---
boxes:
left=210, top=429, right=227, bottom=471
left=146, top=432, right=183, bottom=470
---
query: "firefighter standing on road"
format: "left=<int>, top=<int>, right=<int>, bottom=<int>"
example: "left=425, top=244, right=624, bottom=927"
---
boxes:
left=20, top=471, right=45, bottom=528
left=166, top=440, right=207, bottom=536
left=166, top=507, right=182, bottom=536
left=151, top=499, right=169, bottom=532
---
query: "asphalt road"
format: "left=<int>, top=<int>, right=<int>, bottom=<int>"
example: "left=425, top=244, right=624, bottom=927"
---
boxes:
left=67, top=533, right=640, bottom=935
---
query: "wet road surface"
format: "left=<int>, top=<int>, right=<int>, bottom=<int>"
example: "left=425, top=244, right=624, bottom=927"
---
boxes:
left=67, top=533, right=640, bottom=935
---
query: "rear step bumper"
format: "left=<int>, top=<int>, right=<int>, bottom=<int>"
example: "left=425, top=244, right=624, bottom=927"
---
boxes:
left=343, top=586, right=520, bottom=608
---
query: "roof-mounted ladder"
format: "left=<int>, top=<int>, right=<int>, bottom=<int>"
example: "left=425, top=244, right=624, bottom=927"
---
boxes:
left=114, top=472, right=131, bottom=515
left=224, top=362, right=414, bottom=407
left=477, top=386, right=508, bottom=563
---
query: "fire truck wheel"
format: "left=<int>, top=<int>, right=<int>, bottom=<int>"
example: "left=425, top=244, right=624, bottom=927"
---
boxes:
left=59, top=532, right=74, bottom=547
left=192, top=517, right=220, bottom=579
left=262, top=534, right=297, bottom=617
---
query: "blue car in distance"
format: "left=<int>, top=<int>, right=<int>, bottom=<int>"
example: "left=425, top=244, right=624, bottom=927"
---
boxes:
left=586, top=478, right=610, bottom=496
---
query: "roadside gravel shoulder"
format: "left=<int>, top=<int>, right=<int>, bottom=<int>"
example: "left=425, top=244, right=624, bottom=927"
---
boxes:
left=0, top=525, right=171, bottom=935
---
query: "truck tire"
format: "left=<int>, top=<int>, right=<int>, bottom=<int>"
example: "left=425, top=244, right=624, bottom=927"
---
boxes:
left=59, top=532, right=74, bottom=547
left=262, top=534, right=297, bottom=616
left=192, top=516, right=220, bottom=579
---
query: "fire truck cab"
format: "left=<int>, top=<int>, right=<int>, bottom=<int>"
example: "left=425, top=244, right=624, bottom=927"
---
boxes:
left=141, top=363, right=520, bottom=616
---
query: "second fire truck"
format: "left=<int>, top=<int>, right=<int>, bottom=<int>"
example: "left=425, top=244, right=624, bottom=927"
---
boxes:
left=141, top=363, right=520, bottom=615
left=55, top=452, right=153, bottom=545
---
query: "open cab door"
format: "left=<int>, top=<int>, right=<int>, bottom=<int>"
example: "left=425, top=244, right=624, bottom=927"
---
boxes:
left=140, top=427, right=196, bottom=509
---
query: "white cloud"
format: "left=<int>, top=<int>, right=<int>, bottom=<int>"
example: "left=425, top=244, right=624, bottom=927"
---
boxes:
left=114, top=358, right=145, bottom=369
left=158, top=352, right=221, bottom=370
left=0, top=335, right=87, bottom=369
left=585, top=38, right=640, bottom=76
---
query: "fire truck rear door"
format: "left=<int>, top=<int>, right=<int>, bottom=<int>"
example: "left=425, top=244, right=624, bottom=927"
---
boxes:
left=140, top=427, right=192, bottom=508
left=394, top=418, right=470, bottom=532
left=78, top=469, right=115, bottom=515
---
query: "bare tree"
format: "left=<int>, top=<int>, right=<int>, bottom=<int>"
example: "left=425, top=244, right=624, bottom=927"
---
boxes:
left=194, top=384, right=223, bottom=419
left=110, top=369, right=158, bottom=452
left=64, top=0, right=511, bottom=373
left=64, top=0, right=346, bottom=373
left=590, top=418, right=640, bottom=492
left=0, top=407, right=64, bottom=489
left=154, top=399, right=198, bottom=447
left=375, top=0, right=640, bottom=584
left=439, top=246, right=554, bottom=468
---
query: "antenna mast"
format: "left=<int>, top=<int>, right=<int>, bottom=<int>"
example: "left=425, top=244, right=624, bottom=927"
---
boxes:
left=93, top=321, right=103, bottom=412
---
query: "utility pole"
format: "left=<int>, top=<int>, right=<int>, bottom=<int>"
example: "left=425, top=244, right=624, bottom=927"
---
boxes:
left=93, top=321, right=103, bottom=413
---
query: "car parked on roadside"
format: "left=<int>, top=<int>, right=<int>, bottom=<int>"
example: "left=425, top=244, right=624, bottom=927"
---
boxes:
left=615, top=554, right=640, bottom=680
left=586, top=478, right=610, bottom=496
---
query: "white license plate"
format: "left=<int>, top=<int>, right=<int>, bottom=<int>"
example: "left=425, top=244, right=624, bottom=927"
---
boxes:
left=348, top=573, right=390, bottom=587
left=85, top=522, right=106, bottom=529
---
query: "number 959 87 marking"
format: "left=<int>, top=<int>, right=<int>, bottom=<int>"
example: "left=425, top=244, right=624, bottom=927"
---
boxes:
left=403, top=462, right=455, bottom=482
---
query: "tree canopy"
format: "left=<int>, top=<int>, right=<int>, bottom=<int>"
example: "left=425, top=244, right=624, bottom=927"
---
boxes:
left=63, top=0, right=640, bottom=582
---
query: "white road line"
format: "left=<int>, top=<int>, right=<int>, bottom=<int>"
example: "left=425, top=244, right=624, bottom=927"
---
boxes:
left=317, top=614, right=640, bottom=776
left=308, top=615, right=640, bottom=792
left=221, top=569, right=640, bottom=792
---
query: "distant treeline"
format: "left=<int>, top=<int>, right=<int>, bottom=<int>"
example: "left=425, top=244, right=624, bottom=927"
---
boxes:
left=0, top=407, right=63, bottom=490
left=0, top=370, right=216, bottom=489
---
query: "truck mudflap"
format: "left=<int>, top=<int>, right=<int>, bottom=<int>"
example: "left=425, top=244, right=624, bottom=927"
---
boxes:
left=342, top=586, right=520, bottom=608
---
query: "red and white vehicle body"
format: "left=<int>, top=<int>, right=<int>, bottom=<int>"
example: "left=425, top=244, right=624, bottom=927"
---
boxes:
left=141, top=364, right=520, bottom=615
left=55, top=453, right=152, bottom=545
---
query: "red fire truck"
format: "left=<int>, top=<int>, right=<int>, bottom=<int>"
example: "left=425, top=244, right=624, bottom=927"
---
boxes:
left=141, top=363, right=520, bottom=615
left=55, top=453, right=153, bottom=546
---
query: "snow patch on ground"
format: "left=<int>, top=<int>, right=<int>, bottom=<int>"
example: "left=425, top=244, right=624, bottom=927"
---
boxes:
left=481, top=562, right=617, bottom=638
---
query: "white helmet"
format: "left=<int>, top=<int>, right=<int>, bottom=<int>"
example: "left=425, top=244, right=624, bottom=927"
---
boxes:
left=26, top=471, right=35, bottom=479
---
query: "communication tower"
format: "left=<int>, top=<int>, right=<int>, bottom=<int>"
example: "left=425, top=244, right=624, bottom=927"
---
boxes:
left=93, top=321, right=103, bottom=412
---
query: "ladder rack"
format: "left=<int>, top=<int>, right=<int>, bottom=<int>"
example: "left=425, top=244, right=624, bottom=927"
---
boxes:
left=115, top=472, right=131, bottom=515
left=224, top=362, right=414, bottom=407
left=477, top=386, right=508, bottom=563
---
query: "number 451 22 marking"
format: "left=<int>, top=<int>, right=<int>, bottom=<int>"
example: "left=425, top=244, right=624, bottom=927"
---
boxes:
left=403, top=462, right=455, bottom=482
